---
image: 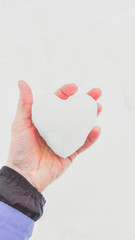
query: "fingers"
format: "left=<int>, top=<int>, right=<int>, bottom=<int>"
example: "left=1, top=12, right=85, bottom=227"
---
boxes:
left=87, top=88, right=102, bottom=100
left=87, top=88, right=102, bottom=116
left=55, top=85, right=102, bottom=115
left=54, top=85, right=102, bottom=101
left=75, top=126, right=101, bottom=155
left=54, top=83, right=78, bottom=99
left=97, top=103, right=102, bottom=116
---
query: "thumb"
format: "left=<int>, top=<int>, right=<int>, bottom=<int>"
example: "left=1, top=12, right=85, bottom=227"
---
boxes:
left=18, top=80, right=33, bottom=105
left=12, top=81, right=33, bottom=131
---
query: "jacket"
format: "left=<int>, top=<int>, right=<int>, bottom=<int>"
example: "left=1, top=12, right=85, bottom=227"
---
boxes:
left=0, top=201, right=34, bottom=239
left=0, top=166, right=46, bottom=239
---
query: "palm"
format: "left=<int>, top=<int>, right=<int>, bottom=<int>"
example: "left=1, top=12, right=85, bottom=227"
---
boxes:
left=7, top=81, right=102, bottom=193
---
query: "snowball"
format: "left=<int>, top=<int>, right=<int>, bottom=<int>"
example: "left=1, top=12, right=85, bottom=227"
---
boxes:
left=32, top=91, right=97, bottom=158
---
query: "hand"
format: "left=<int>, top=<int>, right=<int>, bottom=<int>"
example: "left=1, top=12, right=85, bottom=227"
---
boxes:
left=6, top=80, right=102, bottom=193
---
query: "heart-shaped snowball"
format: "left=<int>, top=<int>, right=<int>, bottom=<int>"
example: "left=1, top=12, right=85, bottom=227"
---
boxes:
left=32, top=91, right=97, bottom=158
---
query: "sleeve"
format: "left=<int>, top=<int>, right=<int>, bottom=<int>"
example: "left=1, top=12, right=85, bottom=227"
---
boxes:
left=0, top=166, right=46, bottom=239
left=0, top=201, right=34, bottom=240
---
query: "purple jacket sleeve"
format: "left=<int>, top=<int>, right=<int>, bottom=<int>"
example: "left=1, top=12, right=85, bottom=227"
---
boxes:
left=0, top=201, right=34, bottom=240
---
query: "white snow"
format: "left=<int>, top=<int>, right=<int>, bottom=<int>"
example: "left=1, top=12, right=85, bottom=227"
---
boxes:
left=32, top=92, right=97, bottom=158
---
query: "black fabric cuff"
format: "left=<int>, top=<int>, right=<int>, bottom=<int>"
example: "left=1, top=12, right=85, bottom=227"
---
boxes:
left=0, top=166, right=46, bottom=221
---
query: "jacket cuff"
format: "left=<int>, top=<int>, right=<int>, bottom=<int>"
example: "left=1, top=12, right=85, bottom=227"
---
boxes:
left=0, top=166, right=46, bottom=221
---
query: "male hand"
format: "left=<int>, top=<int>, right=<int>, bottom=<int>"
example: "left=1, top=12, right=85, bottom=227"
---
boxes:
left=6, top=80, right=102, bottom=193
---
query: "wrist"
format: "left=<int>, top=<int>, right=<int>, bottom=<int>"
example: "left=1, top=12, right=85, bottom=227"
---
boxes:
left=6, top=163, right=38, bottom=191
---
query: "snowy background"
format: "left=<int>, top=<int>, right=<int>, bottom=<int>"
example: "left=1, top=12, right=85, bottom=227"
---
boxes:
left=0, top=0, right=135, bottom=239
